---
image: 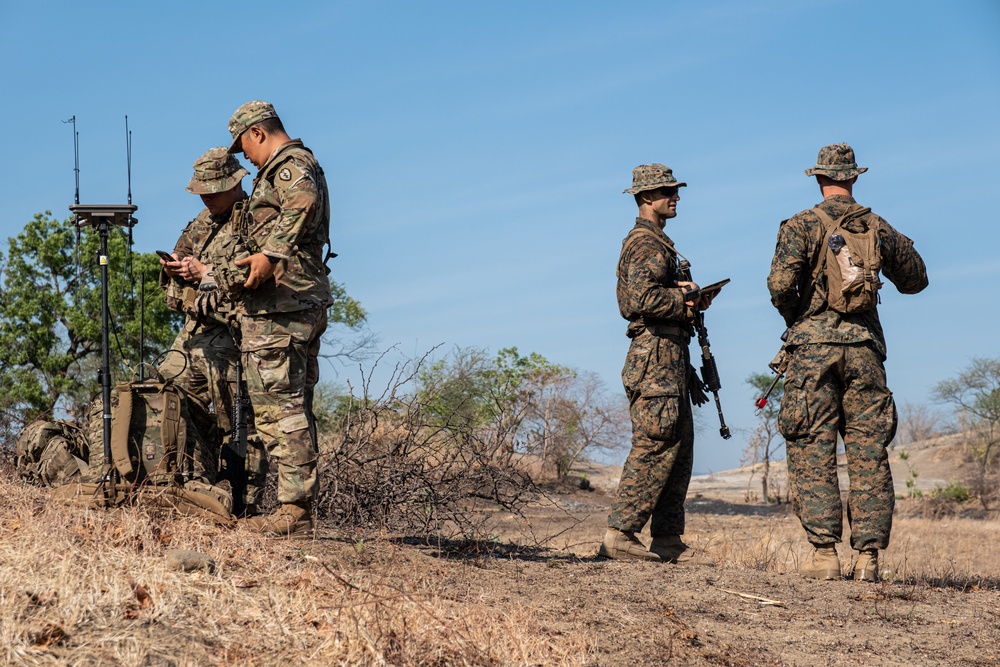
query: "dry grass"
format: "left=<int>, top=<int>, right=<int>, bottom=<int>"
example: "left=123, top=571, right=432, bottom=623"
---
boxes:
left=0, top=478, right=594, bottom=666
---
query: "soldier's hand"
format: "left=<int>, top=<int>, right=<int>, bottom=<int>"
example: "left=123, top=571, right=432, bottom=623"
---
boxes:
left=179, top=256, right=208, bottom=282
left=236, top=253, right=276, bottom=289
left=161, top=254, right=184, bottom=278
left=698, top=291, right=716, bottom=311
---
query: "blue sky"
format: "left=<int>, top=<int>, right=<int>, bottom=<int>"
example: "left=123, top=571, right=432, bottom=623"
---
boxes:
left=1, top=0, right=998, bottom=472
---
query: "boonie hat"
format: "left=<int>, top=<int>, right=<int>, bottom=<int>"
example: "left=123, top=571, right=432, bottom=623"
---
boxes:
left=186, top=147, right=249, bottom=195
left=804, top=143, right=868, bottom=180
left=227, top=100, right=279, bottom=153
left=623, top=164, right=687, bottom=194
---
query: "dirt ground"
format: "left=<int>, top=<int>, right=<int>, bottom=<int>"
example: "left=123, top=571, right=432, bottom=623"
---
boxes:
left=311, top=463, right=1000, bottom=667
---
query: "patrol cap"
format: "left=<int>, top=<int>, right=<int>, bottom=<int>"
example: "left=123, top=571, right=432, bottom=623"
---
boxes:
left=186, top=147, right=250, bottom=195
left=804, top=143, right=868, bottom=180
left=227, top=100, right=279, bottom=153
left=623, top=164, right=687, bottom=194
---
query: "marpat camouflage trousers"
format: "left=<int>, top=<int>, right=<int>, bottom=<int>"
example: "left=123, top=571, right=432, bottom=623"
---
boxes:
left=158, top=320, right=268, bottom=505
left=779, top=342, right=897, bottom=551
left=240, top=308, right=327, bottom=505
left=608, top=331, right=694, bottom=537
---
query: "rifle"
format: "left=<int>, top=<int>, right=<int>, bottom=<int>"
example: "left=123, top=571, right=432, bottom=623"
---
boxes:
left=220, top=328, right=249, bottom=517
left=693, top=310, right=732, bottom=440
left=754, top=330, right=789, bottom=414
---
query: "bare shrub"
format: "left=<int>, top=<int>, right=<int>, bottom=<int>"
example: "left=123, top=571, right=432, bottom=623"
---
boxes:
left=315, top=350, right=537, bottom=538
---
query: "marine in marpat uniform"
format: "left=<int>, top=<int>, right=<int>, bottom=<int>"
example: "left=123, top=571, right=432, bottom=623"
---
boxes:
left=767, top=143, right=928, bottom=581
left=225, top=100, right=333, bottom=537
left=598, top=164, right=715, bottom=565
left=158, top=147, right=268, bottom=512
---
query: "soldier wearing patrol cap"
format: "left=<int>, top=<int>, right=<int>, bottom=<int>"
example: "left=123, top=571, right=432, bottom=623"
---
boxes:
left=225, top=100, right=333, bottom=538
left=158, top=147, right=268, bottom=513
left=768, top=143, right=928, bottom=582
left=598, top=164, right=716, bottom=565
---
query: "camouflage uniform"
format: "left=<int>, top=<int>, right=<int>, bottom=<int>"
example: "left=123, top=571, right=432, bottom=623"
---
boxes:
left=159, top=148, right=268, bottom=505
left=768, top=144, right=928, bottom=551
left=227, top=101, right=332, bottom=507
left=608, top=164, right=699, bottom=539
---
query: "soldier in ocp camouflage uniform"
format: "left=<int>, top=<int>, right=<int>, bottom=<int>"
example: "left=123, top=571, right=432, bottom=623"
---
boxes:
left=598, top=164, right=715, bottom=565
left=225, top=100, right=332, bottom=537
left=158, top=147, right=268, bottom=511
left=768, top=143, right=927, bottom=581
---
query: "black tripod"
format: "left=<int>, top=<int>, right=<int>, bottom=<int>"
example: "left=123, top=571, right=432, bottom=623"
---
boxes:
left=69, top=204, right=137, bottom=502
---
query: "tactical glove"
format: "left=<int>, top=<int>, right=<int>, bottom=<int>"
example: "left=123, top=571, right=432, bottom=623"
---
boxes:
left=688, top=365, right=709, bottom=407
left=195, top=289, right=220, bottom=318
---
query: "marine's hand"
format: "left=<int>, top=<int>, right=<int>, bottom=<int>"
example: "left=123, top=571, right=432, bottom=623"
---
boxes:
left=698, top=291, right=716, bottom=311
left=236, top=252, right=276, bottom=289
left=678, top=281, right=700, bottom=307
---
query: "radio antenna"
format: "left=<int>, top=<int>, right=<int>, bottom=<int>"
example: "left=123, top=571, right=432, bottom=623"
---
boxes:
left=63, top=116, right=82, bottom=290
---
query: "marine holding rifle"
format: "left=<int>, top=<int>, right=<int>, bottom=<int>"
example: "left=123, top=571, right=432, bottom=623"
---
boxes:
left=767, top=143, right=927, bottom=581
left=598, top=164, right=719, bottom=565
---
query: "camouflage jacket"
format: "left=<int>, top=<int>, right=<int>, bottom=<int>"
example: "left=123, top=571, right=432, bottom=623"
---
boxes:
left=767, top=194, right=928, bottom=358
left=160, top=199, right=245, bottom=328
left=241, top=140, right=332, bottom=314
left=616, top=217, right=695, bottom=339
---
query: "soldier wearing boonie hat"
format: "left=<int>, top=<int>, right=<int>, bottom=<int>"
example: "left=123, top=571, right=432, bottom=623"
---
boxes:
left=222, top=99, right=333, bottom=538
left=598, top=163, right=716, bottom=567
left=186, top=147, right=249, bottom=195
left=158, top=147, right=266, bottom=513
left=768, top=143, right=928, bottom=583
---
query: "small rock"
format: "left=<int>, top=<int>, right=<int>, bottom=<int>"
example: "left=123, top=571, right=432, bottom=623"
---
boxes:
left=166, top=549, right=216, bottom=573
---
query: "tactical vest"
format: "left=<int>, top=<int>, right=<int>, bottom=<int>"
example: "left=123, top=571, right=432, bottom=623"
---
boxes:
left=616, top=225, right=693, bottom=339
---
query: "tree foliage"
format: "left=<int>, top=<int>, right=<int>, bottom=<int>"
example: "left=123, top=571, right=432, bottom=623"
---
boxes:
left=414, top=346, right=629, bottom=479
left=0, top=213, right=180, bottom=437
left=933, top=357, right=1000, bottom=507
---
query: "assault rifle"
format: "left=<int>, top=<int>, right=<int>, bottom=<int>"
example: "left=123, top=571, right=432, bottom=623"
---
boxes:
left=754, top=329, right=789, bottom=414
left=693, top=310, right=731, bottom=439
left=220, top=328, right=250, bottom=517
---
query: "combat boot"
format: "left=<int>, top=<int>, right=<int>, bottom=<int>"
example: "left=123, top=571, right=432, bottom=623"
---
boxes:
left=244, top=501, right=313, bottom=538
left=799, top=544, right=842, bottom=580
left=649, top=535, right=716, bottom=566
left=598, top=528, right=661, bottom=562
left=852, top=550, right=880, bottom=582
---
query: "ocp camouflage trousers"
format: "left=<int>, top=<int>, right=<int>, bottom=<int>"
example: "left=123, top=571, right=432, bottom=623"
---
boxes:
left=779, top=342, right=897, bottom=551
left=240, top=308, right=327, bottom=505
left=158, top=320, right=268, bottom=505
left=608, top=332, right=694, bottom=537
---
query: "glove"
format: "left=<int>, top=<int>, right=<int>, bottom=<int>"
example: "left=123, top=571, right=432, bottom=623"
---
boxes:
left=199, top=267, right=218, bottom=292
left=688, top=365, right=709, bottom=407
left=195, top=289, right=220, bottom=318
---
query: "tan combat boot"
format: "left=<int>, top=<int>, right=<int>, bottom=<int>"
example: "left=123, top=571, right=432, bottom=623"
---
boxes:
left=598, top=528, right=661, bottom=562
left=649, top=535, right=716, bottom=566
left=852, top=550, right=880, bottom=582
left=799, top=544, right=842, bottom=580
left=244, top=501, right=314, bottom=538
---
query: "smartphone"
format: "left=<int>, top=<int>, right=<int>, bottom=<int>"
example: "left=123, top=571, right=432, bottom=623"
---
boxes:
left=155, top=250, right=175, bottom=261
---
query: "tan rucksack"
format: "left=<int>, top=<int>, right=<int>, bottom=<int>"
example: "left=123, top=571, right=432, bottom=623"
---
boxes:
left=811, top=205, right=883, bottom=313
left=15, top=420, right=90, bottom=487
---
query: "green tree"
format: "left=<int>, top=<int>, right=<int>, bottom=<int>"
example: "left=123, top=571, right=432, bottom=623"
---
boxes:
left=0, top=213, right=180, bottom=437
left=744, top=372, right=785, bottom=503
left=933, top=357, right=1000, bottom=507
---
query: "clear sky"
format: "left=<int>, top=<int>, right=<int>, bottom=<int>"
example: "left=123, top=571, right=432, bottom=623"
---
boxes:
left=1, top=0, right=998, bottom=472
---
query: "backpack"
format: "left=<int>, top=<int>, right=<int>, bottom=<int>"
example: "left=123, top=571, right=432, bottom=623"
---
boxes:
left=15, top=420, right=90, bottom=487
left=86, top=378, right=214, bottom=487
left=811, top=205, right=884, bottom=313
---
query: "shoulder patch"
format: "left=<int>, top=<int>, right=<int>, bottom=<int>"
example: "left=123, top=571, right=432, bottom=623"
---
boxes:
left=270, top=158, right=308, bottom=191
